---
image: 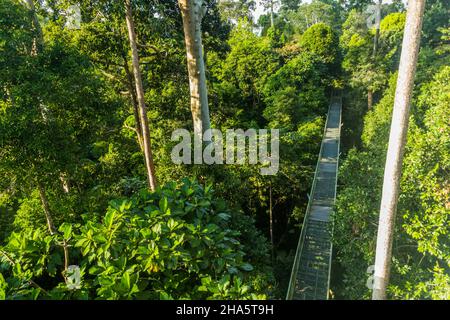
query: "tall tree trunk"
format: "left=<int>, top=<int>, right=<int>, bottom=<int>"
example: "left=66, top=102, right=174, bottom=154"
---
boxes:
left=37, top=181, right=69, bottom=272
left=123, top=60, right=144, bottom=151
left=124, top=0, right=157, bottom=191
left=178, top=0, right=211, bottom=141
left=270, top=1, right=274, bottom=28
left=25, top=1, right=71, bottom=276
left=373, top=0, right=382, bottom=56
left=368, top=0, right=382, bottom=110
left=368, top=89, right=373, bottom=110
left=60, top=173, right=70, bottom=193
left=37, top=181, right=57, bottom=235
left=372, top=0, right=426, bottom=300
left=24, top=0, right=43, bottom=55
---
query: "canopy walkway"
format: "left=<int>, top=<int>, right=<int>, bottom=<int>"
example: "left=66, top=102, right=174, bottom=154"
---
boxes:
left=286, top=96, right=342, bottom=300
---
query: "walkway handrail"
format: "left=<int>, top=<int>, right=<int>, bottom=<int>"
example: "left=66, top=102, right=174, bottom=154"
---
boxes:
left=326, top=95, right=342, bottom=299
left=285, top=97, right=336, bottom=300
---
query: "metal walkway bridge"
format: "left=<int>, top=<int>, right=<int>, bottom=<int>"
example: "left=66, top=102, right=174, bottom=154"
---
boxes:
left=286, top=96, right=342, bottom=300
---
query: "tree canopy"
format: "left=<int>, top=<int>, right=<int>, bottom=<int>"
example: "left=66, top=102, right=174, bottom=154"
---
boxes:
left=0, top=0, right=448, bottom=301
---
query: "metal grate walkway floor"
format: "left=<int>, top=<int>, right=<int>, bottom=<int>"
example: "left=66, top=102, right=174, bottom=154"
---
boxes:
left=286, top=96, right=342, bottom=300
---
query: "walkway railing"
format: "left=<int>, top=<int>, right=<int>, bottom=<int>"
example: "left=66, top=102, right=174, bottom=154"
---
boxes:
left=286, top=95, right=342, bottom=300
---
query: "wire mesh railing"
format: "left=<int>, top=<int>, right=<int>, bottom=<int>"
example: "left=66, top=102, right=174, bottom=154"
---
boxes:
left=286, top=95, right=342, bottom=300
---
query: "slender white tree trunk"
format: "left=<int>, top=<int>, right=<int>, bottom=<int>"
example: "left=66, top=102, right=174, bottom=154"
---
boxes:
left=372, top=0, right=426, bottom=300
left=123, top=60, right=144, bottom=151
left=37, top=181, right=57, bottom=235
left=178, top=0, right=211, bottom=141
left=125, top=0, right=158, bottom=191
left=270, top=1, right=274, bottom=28
left=368, top=0, right=381, bottom=110
left=373, top=0, right=382, bottom=56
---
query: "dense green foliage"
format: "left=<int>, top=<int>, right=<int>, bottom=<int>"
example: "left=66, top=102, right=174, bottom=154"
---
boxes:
left=0, top=0, right=448, bottom=300
left=0, top=0, right=341, bottom=300
left=0, top=179, right=272, bottom=299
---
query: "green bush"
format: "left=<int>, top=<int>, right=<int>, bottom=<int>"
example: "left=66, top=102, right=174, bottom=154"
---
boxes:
left=0, top=179, right=272, bottom=300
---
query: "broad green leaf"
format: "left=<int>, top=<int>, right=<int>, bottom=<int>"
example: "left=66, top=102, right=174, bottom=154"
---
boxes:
left=58, top=223, right=72, bottom=240
left=121, top=272, right=131, bottom=291
left=240, top=263, right=254, bottom=272
left=159, top=197, right=168, bottom=213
